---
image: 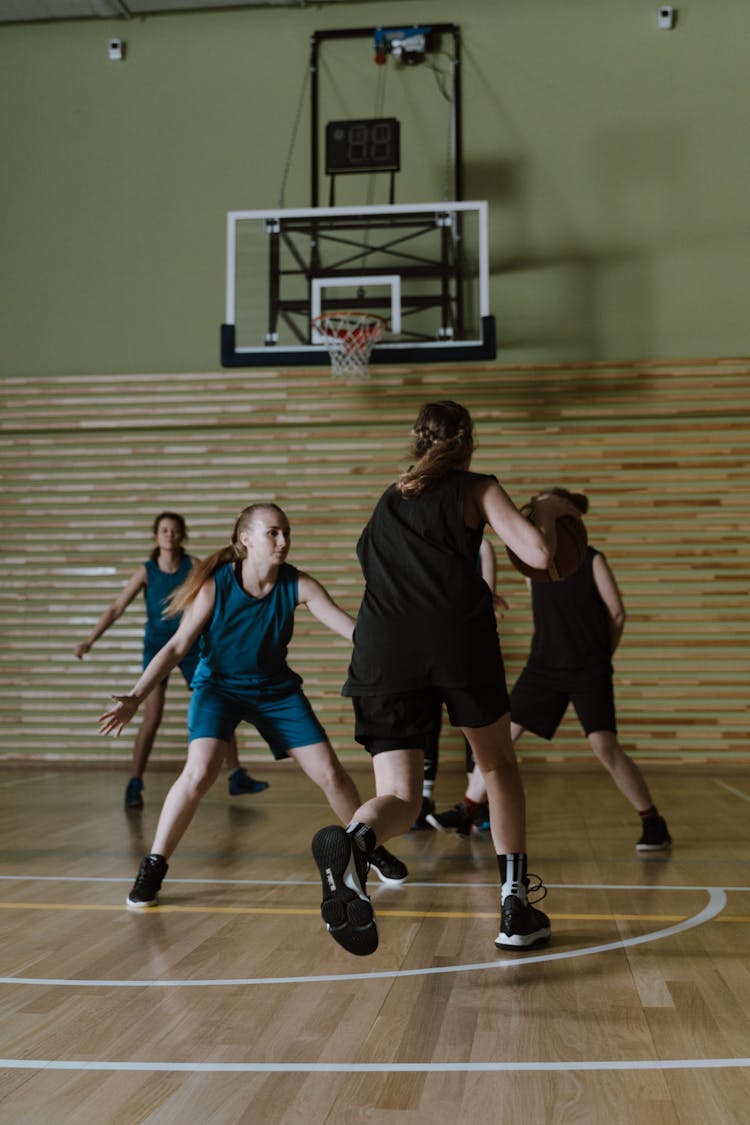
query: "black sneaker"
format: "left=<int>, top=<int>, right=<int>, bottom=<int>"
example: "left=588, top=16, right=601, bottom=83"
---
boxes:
left=124, top=776, right=144, bottom=810
left=410, top=796, right=436, bottom=831
left=369, top=846, right=408, bottom=886
left=495, top=894, right=551, bottom=950
left=636, top=815, right=672, bottom=852
left=126, top=854, right=168, bottom=908
left=228, top=768, right=269, bottom=796
left=311, top=825, right=378, bottom=956
left=426, top=801, right=473, bottom=837
left=495, top=874, right=550, bottom=950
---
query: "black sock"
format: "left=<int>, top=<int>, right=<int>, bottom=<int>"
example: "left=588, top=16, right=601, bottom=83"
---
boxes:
left=638, top=805, right=659, bottom=819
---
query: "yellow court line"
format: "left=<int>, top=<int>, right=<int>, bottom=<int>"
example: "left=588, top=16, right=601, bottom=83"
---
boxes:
left=0, top=901, right=747, bottom=923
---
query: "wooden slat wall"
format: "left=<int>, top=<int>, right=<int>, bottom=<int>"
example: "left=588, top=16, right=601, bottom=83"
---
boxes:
left=1, top=359, right=748, bottom=765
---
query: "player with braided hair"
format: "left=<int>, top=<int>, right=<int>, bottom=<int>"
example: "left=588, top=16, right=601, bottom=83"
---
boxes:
left=312, top=401, right=581, bottom=956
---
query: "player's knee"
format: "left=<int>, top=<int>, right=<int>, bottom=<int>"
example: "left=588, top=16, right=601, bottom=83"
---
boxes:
left=182, top=762, right=218, bottom=797
left=316, top=757, right=349, bottom=795
left=589, top=732, right=620, bottom=769
left=480, top=751, right=518, bottom=790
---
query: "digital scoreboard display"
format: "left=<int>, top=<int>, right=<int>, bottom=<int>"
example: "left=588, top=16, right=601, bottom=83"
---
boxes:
left=325, top=118, right=401, bottom=175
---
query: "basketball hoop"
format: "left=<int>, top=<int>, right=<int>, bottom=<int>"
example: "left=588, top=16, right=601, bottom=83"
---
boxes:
left=311, top=311, right=386, bottom=378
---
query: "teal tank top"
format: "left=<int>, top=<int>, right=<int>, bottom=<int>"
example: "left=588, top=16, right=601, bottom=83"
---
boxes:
left=191, top=561, right=302, bottom=693
left=143, top=554, right=194, bottom=647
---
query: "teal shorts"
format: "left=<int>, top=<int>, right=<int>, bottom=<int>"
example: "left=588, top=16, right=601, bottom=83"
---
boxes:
left=187, top=681, right=327, bottom=759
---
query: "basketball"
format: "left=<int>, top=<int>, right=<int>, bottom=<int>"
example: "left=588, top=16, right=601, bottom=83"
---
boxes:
left=506, top=512, right=588, bottom=582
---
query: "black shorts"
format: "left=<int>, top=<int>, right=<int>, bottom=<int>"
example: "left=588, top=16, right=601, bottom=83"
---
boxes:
left=509, top=664, right=616, bottom=740
left=351, top=681, right=510, bottom=757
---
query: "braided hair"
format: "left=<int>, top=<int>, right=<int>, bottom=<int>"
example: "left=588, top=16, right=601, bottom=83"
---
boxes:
left=396, top=400, right=475, bottom=497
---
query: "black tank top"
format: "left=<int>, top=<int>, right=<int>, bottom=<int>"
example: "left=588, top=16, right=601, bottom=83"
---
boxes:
left=343, top=470, right=504, bottom=695
left=528, top=546, right=612, bottom=670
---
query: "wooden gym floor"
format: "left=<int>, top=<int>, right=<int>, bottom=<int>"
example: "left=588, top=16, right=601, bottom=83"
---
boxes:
left=0, top=762, right=748, bottom=1124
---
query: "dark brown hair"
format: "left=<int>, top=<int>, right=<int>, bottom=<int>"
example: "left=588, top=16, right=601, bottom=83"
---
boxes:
left=149, top=511, right=188, bottom=561
left=542, top=487, right=589, bottom=514
left=396, top=401, right=474, bottom=498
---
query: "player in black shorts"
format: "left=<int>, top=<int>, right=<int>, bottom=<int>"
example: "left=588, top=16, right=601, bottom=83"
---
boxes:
left=311, top=401, right=581, bottom=956
left=416, top=538, right=502, bottom=832
left=432, top=488, right=672, bottom=853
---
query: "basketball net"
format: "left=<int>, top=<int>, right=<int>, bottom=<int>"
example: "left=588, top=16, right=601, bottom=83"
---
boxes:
left=311, top=311, right=386, bottom=378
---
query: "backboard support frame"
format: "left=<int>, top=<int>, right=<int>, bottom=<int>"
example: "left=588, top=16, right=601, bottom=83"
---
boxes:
left=221, top=201, right=495, bottom=368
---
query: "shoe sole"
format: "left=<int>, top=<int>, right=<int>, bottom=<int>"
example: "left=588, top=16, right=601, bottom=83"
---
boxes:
left=125, top=896, right=158, bottom=909
left=636, top=841, right=672, bottom=851
left=370, top=864, right=407, bottom=887
left=312, top=826, right=378, bottom=956
left=495, top=926, right=551, bottom=951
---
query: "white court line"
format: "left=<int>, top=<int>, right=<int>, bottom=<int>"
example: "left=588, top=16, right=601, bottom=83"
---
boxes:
left=0, top=1057, right=748, bottom=1074
left=0, top=886, right=727, bottom=988
left=0, top=874, right=747, bottom=892
left=713, top=778, right=750, bottom=802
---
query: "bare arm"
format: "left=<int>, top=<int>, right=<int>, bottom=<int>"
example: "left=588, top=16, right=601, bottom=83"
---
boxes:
left=479, top=537, right=497, bottom=589
left=473, top=480, right=583, bottom=576
left=98, top=578, right=215, bottom=737
left=74, top=565, right=148, bottom=659
left=479, top=538, right=509, bottom=618
left=473, top=479, right=553, bottom=571
left=592, top=553, right=626, bottom=653
left=297, top=572, right=355, bottom=642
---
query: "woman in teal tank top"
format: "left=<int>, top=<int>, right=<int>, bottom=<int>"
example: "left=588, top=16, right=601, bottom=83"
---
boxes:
left=74, top=511, right=267, bottom=810
left=99, top=503, right=405, bottom=913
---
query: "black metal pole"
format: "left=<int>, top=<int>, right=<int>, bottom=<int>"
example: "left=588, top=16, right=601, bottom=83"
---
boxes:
left=452, top=26, right=463, bottom=202
left=310, top=33, right=320, bottom=207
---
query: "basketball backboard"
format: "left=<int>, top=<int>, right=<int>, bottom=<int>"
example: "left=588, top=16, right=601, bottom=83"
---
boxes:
left=221, top=201, right=495, bottom=366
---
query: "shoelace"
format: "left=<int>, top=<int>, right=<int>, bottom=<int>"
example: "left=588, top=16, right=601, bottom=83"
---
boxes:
left=526, top=874, right=548, bottom=906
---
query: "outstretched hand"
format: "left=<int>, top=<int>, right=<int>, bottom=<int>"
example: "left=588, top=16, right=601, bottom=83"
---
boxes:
left=99, top=694, right=140, bottom=738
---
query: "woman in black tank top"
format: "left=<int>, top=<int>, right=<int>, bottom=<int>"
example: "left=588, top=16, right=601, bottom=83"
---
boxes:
left=433, top=487, right=671, bottom=855
left=311, top=401, right=581, bottom=957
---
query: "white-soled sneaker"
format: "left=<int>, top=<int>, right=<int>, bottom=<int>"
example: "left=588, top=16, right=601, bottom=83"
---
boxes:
left=636, top=815, right=672, bottom=852
left=369, top=845, right=408, bottom=886
left=312, top=825, right=378, bottom=956
left=126, top=854, right=168, bottom=908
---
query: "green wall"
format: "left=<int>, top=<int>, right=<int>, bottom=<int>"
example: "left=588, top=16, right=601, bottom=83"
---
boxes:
left=2, top=0, right=749, bottom=376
